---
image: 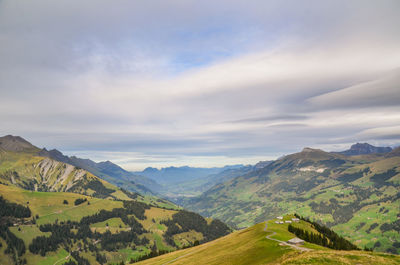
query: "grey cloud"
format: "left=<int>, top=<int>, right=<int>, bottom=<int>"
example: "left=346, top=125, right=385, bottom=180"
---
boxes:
left=227, top=114, right=308, bottom=123
left=307, top=69, right=400, bottom=110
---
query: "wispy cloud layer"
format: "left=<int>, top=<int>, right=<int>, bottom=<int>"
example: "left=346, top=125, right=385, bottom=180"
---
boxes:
left=1, top=0, right=399, bottom=170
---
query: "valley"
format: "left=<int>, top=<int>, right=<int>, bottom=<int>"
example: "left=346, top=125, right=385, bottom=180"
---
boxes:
left=0, top=135, right=399, bottom=264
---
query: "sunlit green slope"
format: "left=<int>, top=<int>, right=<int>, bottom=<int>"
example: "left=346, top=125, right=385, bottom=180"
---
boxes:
left=136, top=215, right=400, bottom=265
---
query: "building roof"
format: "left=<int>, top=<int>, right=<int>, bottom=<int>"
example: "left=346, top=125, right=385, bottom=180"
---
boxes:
left=287, top=237, right=305, bottom=244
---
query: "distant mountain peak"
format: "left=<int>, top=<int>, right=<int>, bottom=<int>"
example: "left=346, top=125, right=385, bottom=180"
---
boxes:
left=98, top=160, right=114, bottom=165
left=337, top=143, right=392, bottom=156
left=254, top=160, right=273, bottom=169
left=301, top=147, right=325, bottom=154
left=0, top=135, right=39, bottom=152
left=302, top=147, right=316, bottom=152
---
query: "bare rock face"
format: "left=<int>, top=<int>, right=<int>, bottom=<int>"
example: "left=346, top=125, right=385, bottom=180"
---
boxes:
left=338, top=143, right=392, bottom=156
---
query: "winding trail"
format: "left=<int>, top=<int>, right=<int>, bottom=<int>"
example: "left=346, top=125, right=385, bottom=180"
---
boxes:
left=264, top=222, right=310, bottom=252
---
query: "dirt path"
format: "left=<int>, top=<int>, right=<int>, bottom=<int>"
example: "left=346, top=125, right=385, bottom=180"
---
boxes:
left=264, top=222, right=310, bottom=252
left=161, top=250, right=197, bottom=265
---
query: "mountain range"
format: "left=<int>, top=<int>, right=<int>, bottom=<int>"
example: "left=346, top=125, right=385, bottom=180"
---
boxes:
left=0, top=135, right=232, bottom=265
left=136, top=165, right=243, bottom=184
left=0, top=134, right=399, bottom=264
left=38, top=148, right=159, bottom=195
left=181, top=145, right=400, bottom=254
left=136, top=164, right=250, bottom=197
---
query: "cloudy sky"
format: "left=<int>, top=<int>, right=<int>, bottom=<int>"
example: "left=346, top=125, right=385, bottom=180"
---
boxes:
left=1, top=0, right=400, bottom=170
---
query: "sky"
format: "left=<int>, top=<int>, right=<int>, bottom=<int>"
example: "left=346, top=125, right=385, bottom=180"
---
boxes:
left=1, top=0, right=400, bottom=170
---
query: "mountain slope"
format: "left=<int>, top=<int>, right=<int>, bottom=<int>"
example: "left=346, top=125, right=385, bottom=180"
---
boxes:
left=0, top=184, right=231, bottom=265
left=38, top=148, right=159, bottom=195
left=1, top=135, right=158, bottom=195
left=183, top=147, right=400, bottom=254
left=0, top=148, right=119, bottom=198
left=0, top=136, right=176, bottom=207
left=0, top=135, right=40, bottom=153
left=136, top=215, right=400, bottom=265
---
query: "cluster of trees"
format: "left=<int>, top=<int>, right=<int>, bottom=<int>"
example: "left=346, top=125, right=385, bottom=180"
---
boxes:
left=122, top=201, right=149, bottom=220
left=130, top=246, right=170, bottom=263
left=29, top=222, right=75, bottom=255
left=370, top=169, right=397, bottom=188
left=120, top=188, right=139, bottom=199
left=74, top=198, right=87, bottom=206
left=70, top=251, right=90, bottom=265
left=0, top=197, right=31, bottom=265
left=288, top=224, right=329, bottom=246
left=161, top=210, right=231, bottom=247
left=83, top=180, right=115, bottom=198
left=99, top=229, right=141, bottom=251
left=0, top=225, right=26, bottom=264
left=291, top=214, right=359, bottom=250
left=96, top=252, right=107, bottom=264
left=0, top=196, right=31, bottom=218
left=366, top=223, right=379, bottom=234
left=30, top=220, right=144, bottom=256
left=80, top=203, right=147, bottom=234
left=380, top=219, right=400, bottom=233
left=29, top=201, right=150, bottom=256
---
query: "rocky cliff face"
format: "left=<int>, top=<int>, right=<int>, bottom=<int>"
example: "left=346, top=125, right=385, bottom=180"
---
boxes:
left=337, top=143, right=392, bottom=156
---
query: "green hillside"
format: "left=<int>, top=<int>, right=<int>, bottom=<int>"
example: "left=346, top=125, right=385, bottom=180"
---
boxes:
left=0, top=143, right=177, bottom=209
left=183, top=147, right=400, bottom=254
left=0, top=185, right=231, bottom=265
left=0, top=136, right=232, bottom=264
left=135, top=215, right=400, bottom=265
left=0, top=134, right=160, bottom=197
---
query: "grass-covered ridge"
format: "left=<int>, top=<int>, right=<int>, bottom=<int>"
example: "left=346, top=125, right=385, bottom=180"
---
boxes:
left=135, top=215, right=400, bottom=265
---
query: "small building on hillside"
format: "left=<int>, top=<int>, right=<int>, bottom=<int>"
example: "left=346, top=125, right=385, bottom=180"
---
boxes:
left=287, top=237, right=305, bottom=245
left=277, top=216, right=283, bottom=220
left=292, top=218, right=300, bottom=222
left=285, top=220, right=292, bottom=223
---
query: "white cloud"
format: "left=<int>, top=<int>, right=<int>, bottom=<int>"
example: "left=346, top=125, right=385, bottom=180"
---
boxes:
left=0, top=0, right=400, bottom=169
